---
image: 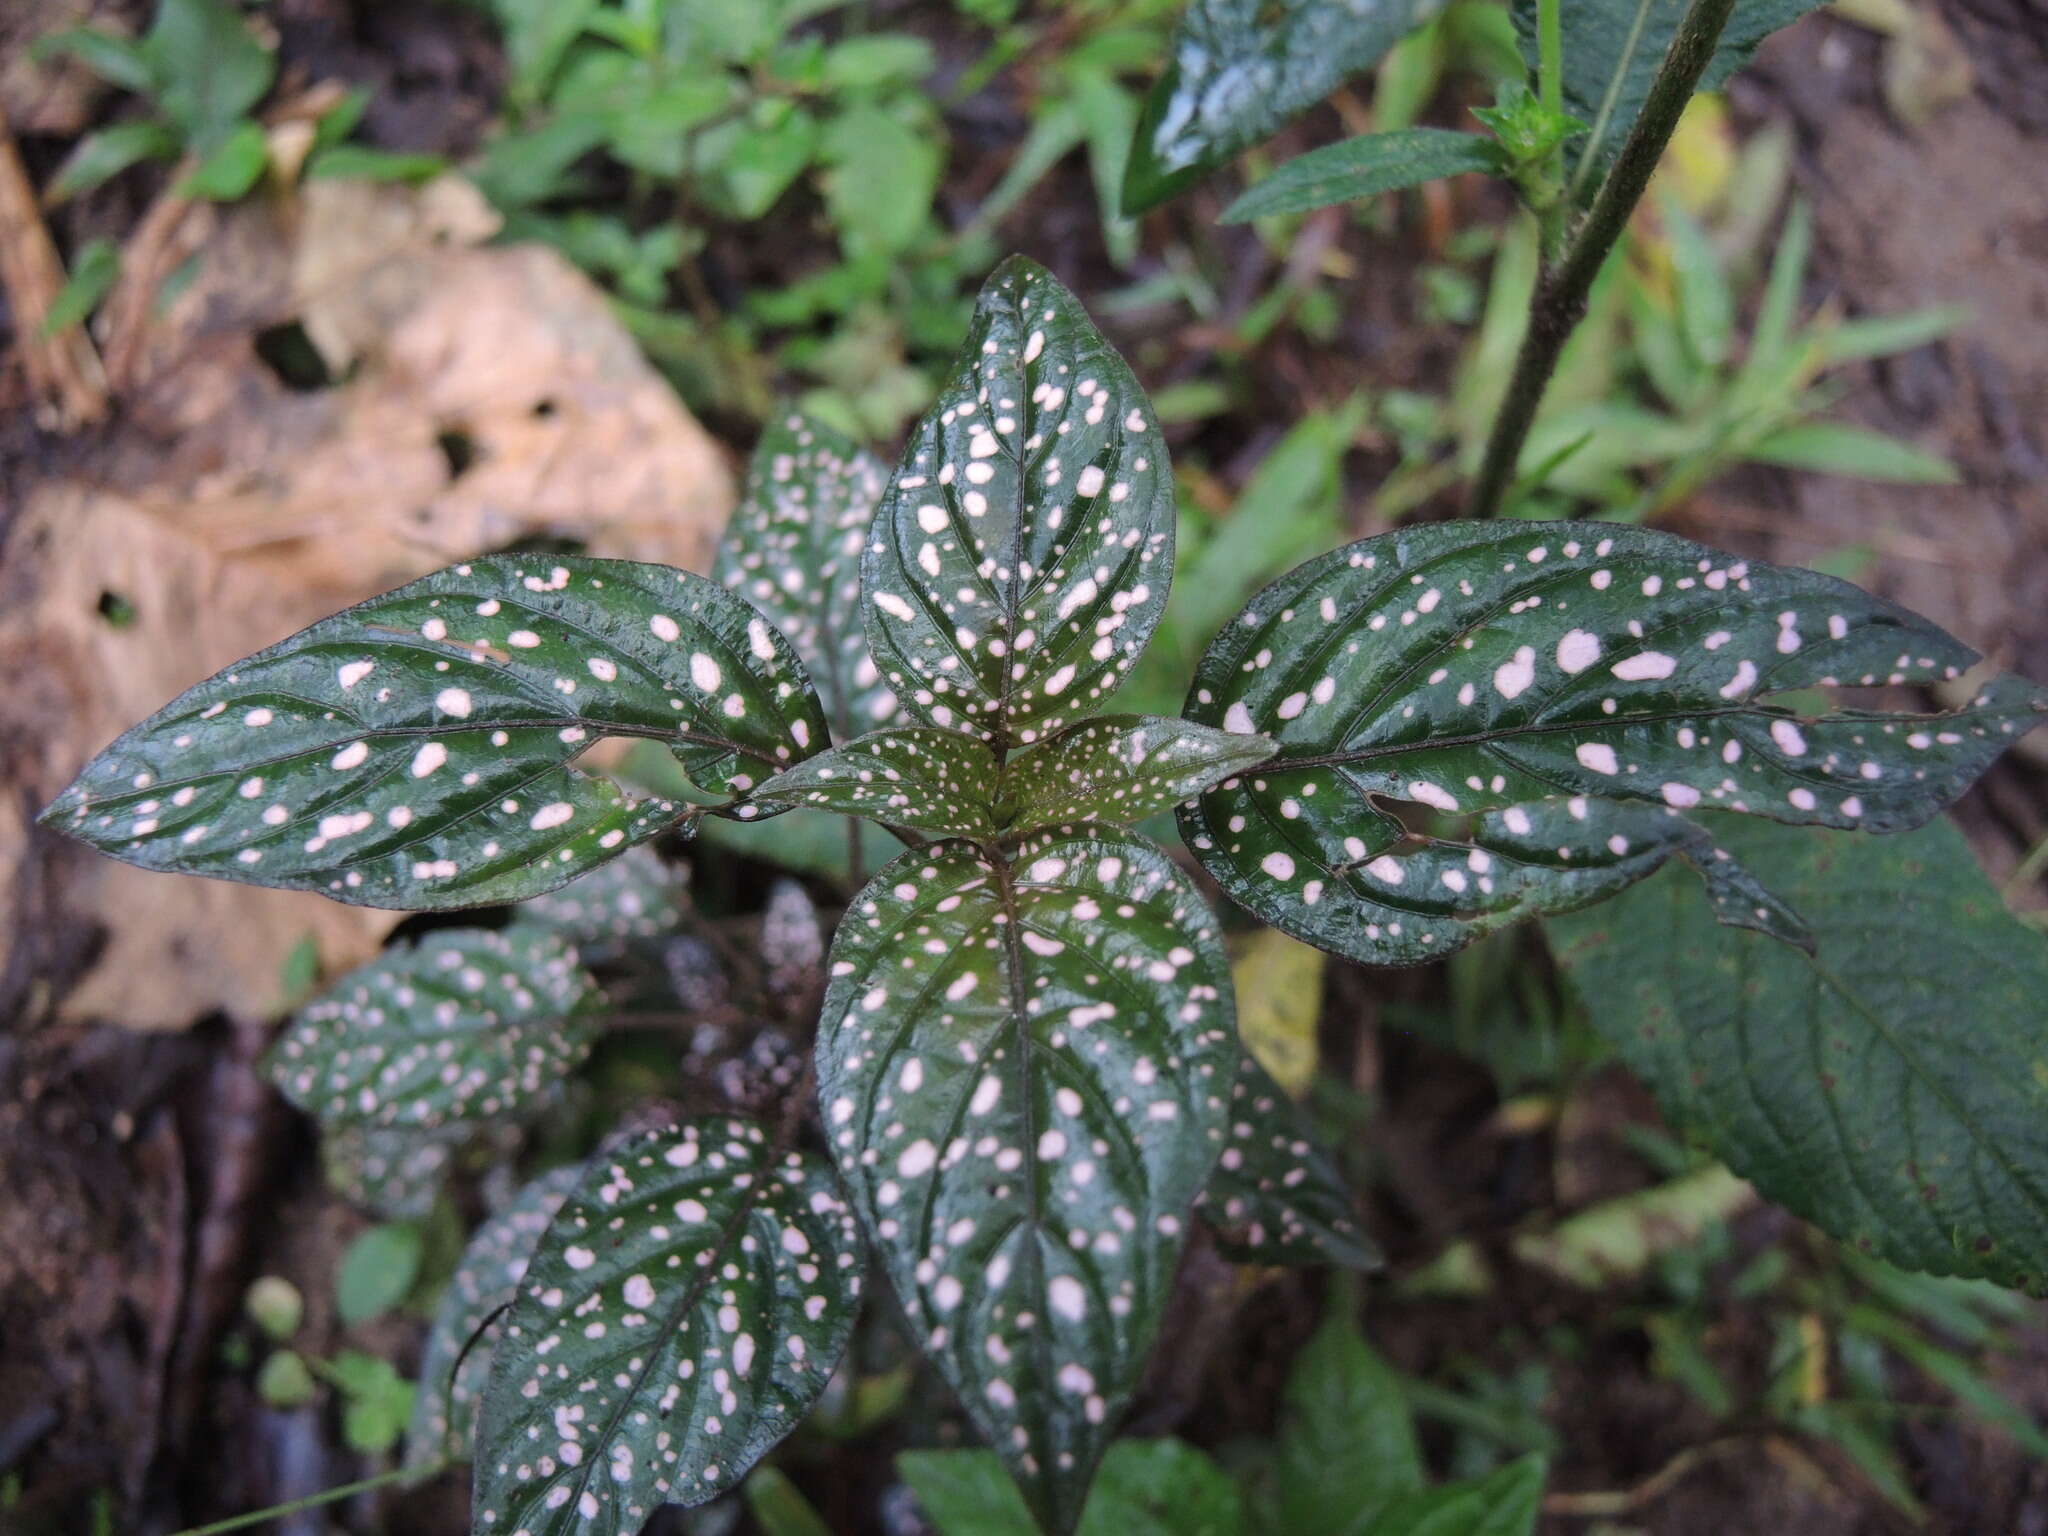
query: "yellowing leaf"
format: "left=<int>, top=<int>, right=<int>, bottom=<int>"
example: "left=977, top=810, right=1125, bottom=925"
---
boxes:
left=1230, top=927, right=1324, bottom=1098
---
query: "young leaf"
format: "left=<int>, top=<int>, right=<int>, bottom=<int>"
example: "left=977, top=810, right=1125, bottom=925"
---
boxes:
left=1198, top=1053, right=1381, bottom=1271
left=861, top=257, right=1175, bottom=752
left=336, top=1221, right=425, bottom=1326
left=715, top=412, right=901, bottom=741
left=41, top=555, right=828, bottom=909
left=267, top=926, right=599, bottom=1132
left=1123, top=0, right=1441, bottom=214
left=474, top=1119, right=863, bottom=1530
left=815, top=828, right=1236, bottom=1533
left=1549, top=817, right=2048, bottom=1294
left=409, top=1165, right=581, bottom=1467
left=147, top=0, right=279, bottom=153
left=997, top=716, right=1276, bottom=834
left=1181, top=522, right=2047, bottom=967
left=1222, top=129, right=1503, bottom=223
left=1364, top=1454, right=1546, bottom=1536
left=752, top=726, right=999, bottom=841
left=518, top=845, right=691, bottom=963
left=900, top=1439, right=1243, bottom=1536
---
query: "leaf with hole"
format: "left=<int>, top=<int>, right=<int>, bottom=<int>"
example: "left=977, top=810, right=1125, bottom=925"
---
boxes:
left=1181, top=522, right=2046, bottom=967
left=41, top=555, right=828, bottom=908
left=998, top=716, right=1275, bottom=833
left=268, top=926, right=598, bottom=1132
left=815, top=828, right=1235, bottom=1533
left=861, top=257, right=1175, bottom=752
left=1549, top=816, right=2048, bottom=1294
left=752, top=727, right=999, bottom=840
left=474, top=1119, right=863, bottom=1531
left=1222, top=129, right=1503, bottom=223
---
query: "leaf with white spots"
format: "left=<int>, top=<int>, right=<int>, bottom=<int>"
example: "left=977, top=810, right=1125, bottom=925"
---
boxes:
left=815, top=828, right=1237, bottom=1534
left=267, top=926, right=599, bottom=1132
left=1197, top=1053, right=1381, bottom=1272
left=474, top=1119, right=863, bottom=1533
left=997, top=716, right=1276, bottom=834
left=520, top=847, right=692, bottom=965
left=1182, top=521, right=2048, bottom=967
left=752, top=727, right=999, bottom=841
left=323, top=1124, right=472, bottom=1220
left=409, top=1165, right=581, bottom=1468
left=716, top=411, right=901, bottom=740
left=40, top=555, right=828, bottom=909
left=861, top=257, right=1175, bottom=752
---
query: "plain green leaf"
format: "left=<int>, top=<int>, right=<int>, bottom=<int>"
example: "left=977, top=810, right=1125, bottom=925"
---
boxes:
left=493, top=0, right=600, bottom=104
left=34, top=26, right=157, bottom=94
left=1224, top=129, right=1503, bottom=222
left=719, top=106, right=821, bottom=220
left=1749, top=421, right=1960, bottom=485
left=175, top=117, right=268, bottom=200
left=901, top=1439, right=1241, bottom=1536
left=820, top=34, right=936, bottom=91
left=336, top=1222, right=424, bottom=1326
left=305, top=145, right=448, bottom=184
left=147, top=0, right=277, bottom=153
left=326, top=1349, right=415, bottom=1453
left=45, top=119, right=180, bottom=204
left=1362, top=1454, right=1546, bottom=1535
left=745, top=1468, right=835, bottom=1536
left=821, top=105, right=941, bottom=257
left=41, top=238, right=120, bottom=337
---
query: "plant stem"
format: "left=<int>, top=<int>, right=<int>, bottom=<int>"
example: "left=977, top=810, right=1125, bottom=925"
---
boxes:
left=1467, top=0, right=1738, bottom=519
left=168, top=1464, right=439, bottom=1536
left=1537, top=0, right=1564, bottom=115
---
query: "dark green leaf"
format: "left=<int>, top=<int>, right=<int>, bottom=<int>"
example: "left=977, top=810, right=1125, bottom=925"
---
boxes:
left=1363, top=1454, right=1546, bottom=1535
left=41, top=237, right=120, bottom=337
left=900, top=1439, right=1242, bottom=1536
left=1182, top=521, right=2047, bottom=967
left=475, top=1119, right=863, bottom=1529
left=1198, top=1053, right=1382, bottom=1270
left=520, top=846, right=691, bottom=964
left=323, top=1124, right=471, bottom=1219
left=409, top=1165, right=580, bottom=1466
left=998, top=715, right=1275, bottom=833
left=744, top=1467, right=834, bottom=1536
left=41, top=554, right=827, bottom=909
left=176, top=117, right=268, bottom=201
left=816, top=829, right=1236, bottom=1532
left=268, top=926, right=599, bottom=1131
left=862, top=258, right=1175, bottom=753
left=306, top=145, right=449, bottom=184
left=1223, top=129, right=1502, bottom=223
left=1549, top=816, right=2048, bottom=1293
left=753, top=726, right=999, bottom=840
left=337, top=1221, right=424, bottom=1326
left=33, top=26, right=158, bottom=94
left=1123, top=0, right=1440, bottom=214
left=45, top=119, right=180, bottom=204
left=147, top=0, right=278, bottom=153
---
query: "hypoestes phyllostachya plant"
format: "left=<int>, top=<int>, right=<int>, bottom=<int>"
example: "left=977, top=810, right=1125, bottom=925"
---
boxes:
left=43, top=257, right=2048, bottom=1535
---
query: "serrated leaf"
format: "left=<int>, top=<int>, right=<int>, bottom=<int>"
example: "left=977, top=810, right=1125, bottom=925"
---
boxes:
left=753, top=727, right=999, bottom=841
left=1222, top=129, right=1502, bottom=223
left=520, top=846, right=691, bottom=965
left=1123, top=0, right=1441, bottom=214
left=1199, top=1052, right=1381, bottom=1271
left=816, top=829, right=1236, bottom=1533
left=862, top=257, right=1175, bottom=752
left=475, top=1119, right=863, bottom=1531
left=409, top=1165, right=581, bottom=1467
left=268, top=926, right=598, bottom=1132
left=1549, top=817, right=2048, bottom=1294
left=41, top=555, right=828, bottom=909
left=1364, top=1454, right=1545, bottom=1535
left=715, top=412, right=901, bottom=741
left=1182, top=521, right=2047, bottom=967
left=998, top=716, right=1275, bottom=833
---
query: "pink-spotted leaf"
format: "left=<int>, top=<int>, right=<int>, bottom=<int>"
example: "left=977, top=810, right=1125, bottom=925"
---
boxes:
left=715, top=411, right=901, bottom=740
left=267, top=925, right=599, bottom=1132
left=1183, top=521, right=2046, bottom=967
left=520, top=846, right=693, bottom=965
left=1197, top=1052, right=1381, bottom=1271
left=752, top=727, right=999, bottom=841
left=998, top=715, right=1276, bottom=834
left=323, top=1124, right=471, bottom=1220
left=815, top=828, right=1236, bottom=1534
left=40, top=555, right=826, bottom=909
left=408, top=1164, right=581, bottom=1468
left=474, top=1119, right=863, bottom=1532
left=861, top=258, right=1175, bottom=752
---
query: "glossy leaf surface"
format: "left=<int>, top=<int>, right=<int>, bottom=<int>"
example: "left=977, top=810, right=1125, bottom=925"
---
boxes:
left=1183, top=521, right=2047, bottom=967
left=1222, top=128, right=1502, bottom=222
left=1124, top=0, right=1439, bottom=213
left=998, top=716, right=1275, bottom=834
left=42, top=556, right=829, bottom=909
left=816, top=828, right=1236, bottom=1532
left=753, top=727, right=999, bottom=841
left=475, top=1120, right=862, bottom=1531
left=862, top=258, right=1175, bottom=752
left=409, top=1165, right=581, bottom=1467
left=268, top=927, right=598, bottom=1131
left=1550, top=817, right=2048, bottom=1293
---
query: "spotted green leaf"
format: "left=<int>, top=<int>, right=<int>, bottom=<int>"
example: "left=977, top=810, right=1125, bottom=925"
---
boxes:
left=520, top=846, right=692, bottom=965
left=861, top=258, right=1175, bottom=753
left=815, top=828, right=1236, bottom=1533
left=752, top=727, right=999, bottom=841
left=1122, top=0, right=1440, bottom=214
left=1550, top=817, right=2048, bottom=1294
left=1182, top=522, right=2047, bottom=967
left=998, top=716, right=1276, bottom=834
left=41, top=556, right=829, bottom=909
left=1198, top=1053, right=1381, bottom=1271
left=409, top=1165, right=581, bottom=1468
left=475, top=1119, right=863, bottom=1531
left=268, top=926, right=599, bottom=1132
left=323, top=1124, right=473, bottom=1219
left=716, top=411, right=900, bottom=741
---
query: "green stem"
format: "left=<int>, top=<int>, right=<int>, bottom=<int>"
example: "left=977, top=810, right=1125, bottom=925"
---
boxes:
left=1467, top=0, right=1738, bottom=519
left=167, top=1464, right=439, bottom=1536
left=1537, top=0, right=1564, bottom=116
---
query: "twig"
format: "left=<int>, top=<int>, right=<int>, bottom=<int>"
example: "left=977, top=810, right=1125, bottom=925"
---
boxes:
left=0, top=108, right=108, bottom=428
left=1542, top=1435, right=1754, bottom=1518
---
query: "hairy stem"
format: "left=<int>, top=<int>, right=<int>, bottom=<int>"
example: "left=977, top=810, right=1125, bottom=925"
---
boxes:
left=1467, top=0, right=1738, bottom=519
